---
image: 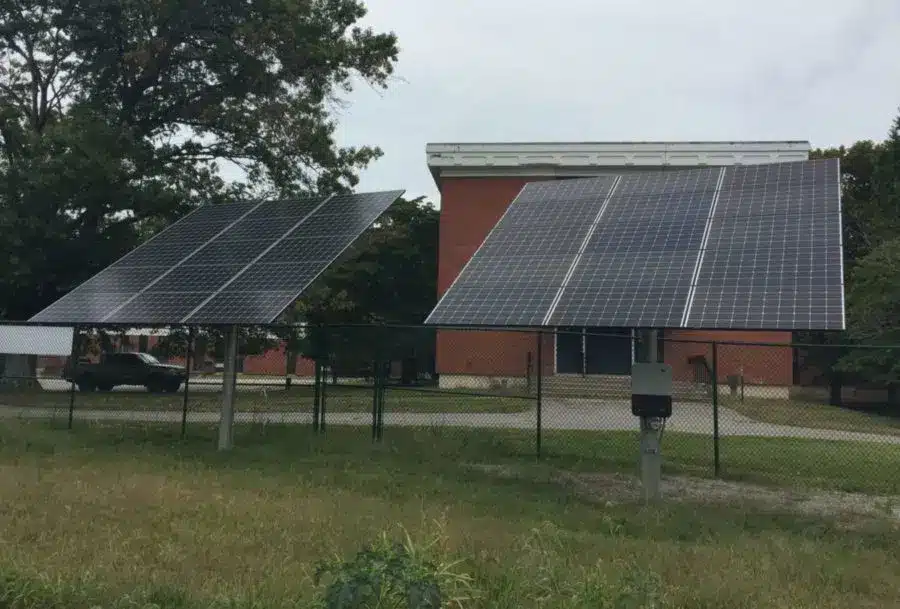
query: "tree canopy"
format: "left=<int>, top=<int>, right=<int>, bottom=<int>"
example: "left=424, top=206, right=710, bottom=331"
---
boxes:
left=291, top=196, right=439, bottom=376
left=0, top=0, right=398, bottom=320
left=806, top=109, right=900, bottom=389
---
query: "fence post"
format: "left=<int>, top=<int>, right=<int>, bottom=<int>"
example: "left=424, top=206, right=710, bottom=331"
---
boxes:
left=181, top=327, right=194, bottom=439
left=313, top=361, right=321, bottom=433
left=371, top=359, right=380, bottom=442
left=377, top=361, right=385, bottom=441
left=67, top=326, right=79, bottom=430
left=712, top=341, right=720, bottom=477
left=536, top=330, right=543, bottom=459
left=320, top=362, right=328, bottom=433
left=526, top=351, right=533, bottom=394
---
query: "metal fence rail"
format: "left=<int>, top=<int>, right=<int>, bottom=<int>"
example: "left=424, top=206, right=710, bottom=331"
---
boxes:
left=1, top=322, right=899, bottom=485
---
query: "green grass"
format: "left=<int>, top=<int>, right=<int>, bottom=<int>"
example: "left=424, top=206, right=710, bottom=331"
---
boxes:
left=0, top=383, right=532, bottom=414
left=1, top=421, right=900, bottom=608
left=723, top=396, right=900, bottom=437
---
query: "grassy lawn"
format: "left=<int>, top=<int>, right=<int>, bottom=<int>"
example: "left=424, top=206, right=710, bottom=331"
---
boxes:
left=0, top=383, right=533, bottom=414
left=723, top=396, right=900, bottom=437
left=1, top=421, right=899, bottom=608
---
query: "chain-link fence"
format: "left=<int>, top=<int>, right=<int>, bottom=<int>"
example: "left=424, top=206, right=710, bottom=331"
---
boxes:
left=1, top=322, right=898, bottom=487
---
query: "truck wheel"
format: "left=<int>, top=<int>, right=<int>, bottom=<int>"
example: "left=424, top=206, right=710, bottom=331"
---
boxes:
left=97, top=383, right=113, bottom=392
left=78, top=379, right=95, bottom=392
left=163, top=380, right=181, bottom=393
left=146, top=381, right=163, bottom=393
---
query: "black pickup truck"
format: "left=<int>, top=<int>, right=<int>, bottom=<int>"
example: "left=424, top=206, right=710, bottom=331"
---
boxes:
left=65, top=352, right=186, bottom=393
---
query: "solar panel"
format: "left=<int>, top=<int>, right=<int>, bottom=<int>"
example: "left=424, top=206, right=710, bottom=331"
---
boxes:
left=425, top=158, right=844, bottom=331
left=684, top=158, right=843, bottom=329
left=30, top=200, right=266, bottom=323
left=29, top=190, right=404, bottom=324
left=547, top=174, right=719, bottom=326
left=549, top=252, right=699, bottom=327
left=425, top=177, right=618, bottom=326
left=182, top=190, right=405, bottom=324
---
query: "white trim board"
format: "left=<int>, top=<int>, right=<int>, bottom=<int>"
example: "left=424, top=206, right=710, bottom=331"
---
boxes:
left=426, top=140, right=811, bottom=186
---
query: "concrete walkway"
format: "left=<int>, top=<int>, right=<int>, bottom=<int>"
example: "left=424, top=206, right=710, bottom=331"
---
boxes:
left=2, top=398, right=899, bottom=445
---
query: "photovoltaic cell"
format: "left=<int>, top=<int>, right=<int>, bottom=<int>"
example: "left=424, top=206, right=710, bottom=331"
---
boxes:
left=30, top=292, right=138, bottom=324
left=182, top=291, right=321, bottom=324
left=30, top=190, right=404, bottom=324
left=104, top=292, right=212, bottom=324
left=614, top=167, right=720, bottom=196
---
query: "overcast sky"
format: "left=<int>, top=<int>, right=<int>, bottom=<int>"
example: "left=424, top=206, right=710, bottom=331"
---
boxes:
left=331, top=0, right=900, bottom=203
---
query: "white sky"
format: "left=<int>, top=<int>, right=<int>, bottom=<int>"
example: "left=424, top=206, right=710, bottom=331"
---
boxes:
left=328, top=0, right=900, bottom=204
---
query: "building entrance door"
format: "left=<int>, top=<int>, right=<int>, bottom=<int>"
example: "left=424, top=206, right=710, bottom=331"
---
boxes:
left=555, top=326, right=583, bottom=374
left=556, top=327, right=633, bottom=375
left=584, top=327, right=632, bottom=375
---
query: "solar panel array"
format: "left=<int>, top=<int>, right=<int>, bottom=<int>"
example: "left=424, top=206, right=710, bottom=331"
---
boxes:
left=30, top=191, right=404, bottom=324
left=425, top=159, right=844, bottom=330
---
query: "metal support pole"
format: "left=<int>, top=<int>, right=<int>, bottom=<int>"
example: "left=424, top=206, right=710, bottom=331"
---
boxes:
left=312, top=362, right=321, bottom=432
left=639, top=329, right=661, bottom=502
left=67, top=326, right=78, bottom=430
left=217, top=326, right=238, bottom=451
left=181, top=327, right=194, bottom=439
left=712, top=342, right=720, bottom=477
left=536, top=331, right=543, bottom=458
left=320, top=362, right=328, bottom=433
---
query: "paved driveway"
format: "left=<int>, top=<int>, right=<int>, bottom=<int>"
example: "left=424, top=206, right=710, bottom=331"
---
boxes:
left=2, top=397, right=899, bottom=445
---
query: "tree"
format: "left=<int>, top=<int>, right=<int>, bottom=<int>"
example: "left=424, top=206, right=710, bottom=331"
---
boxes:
left=0, top=0, right=399, bottom=321
left=837, top=237, right=900, bottom=404
left=810, top=141, right=883, bottom=266
left=294, top=196, right=439, bottom=382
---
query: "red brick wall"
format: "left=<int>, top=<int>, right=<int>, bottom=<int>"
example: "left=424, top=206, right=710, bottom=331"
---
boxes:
left=435, top=175, right=794, bottom=385
left=665, top=330, right=793, bottom=386
left=242, top=344, right=315, bottom=376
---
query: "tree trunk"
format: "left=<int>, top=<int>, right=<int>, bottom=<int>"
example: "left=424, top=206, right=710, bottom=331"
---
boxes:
left=400, top=357, right=417, bottom=385
left=193, top=335, right=208, bottom=371
left=829, top=372, right=842, bottom=407
left=285, top=349, right=298, bottom=376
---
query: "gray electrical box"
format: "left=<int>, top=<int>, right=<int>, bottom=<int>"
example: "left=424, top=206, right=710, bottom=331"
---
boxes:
left=631, top=362, right=673, bottom=418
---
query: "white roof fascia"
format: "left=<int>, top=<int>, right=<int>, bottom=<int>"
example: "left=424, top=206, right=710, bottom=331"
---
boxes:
left=426, top=141, right=811, bottom=185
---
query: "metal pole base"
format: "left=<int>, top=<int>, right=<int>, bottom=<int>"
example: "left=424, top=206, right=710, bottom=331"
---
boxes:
left=218, top=326, right=238, bottom=451
left=639, top=416, right=661, bottom=502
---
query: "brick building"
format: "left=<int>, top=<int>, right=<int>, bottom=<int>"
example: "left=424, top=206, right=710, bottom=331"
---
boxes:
left=427, top=141, right=810, bottom=390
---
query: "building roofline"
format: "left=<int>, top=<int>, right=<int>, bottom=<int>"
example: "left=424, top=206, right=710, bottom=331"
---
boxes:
left=425, top=140, right=812, bottom=186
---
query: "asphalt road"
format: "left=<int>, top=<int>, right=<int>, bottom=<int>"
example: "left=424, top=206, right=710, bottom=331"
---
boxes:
left=2, top=398, right=899, bottom=445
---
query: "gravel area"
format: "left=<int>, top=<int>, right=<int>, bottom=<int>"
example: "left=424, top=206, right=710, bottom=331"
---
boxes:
left=468, top=463, right=900, bottom=522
